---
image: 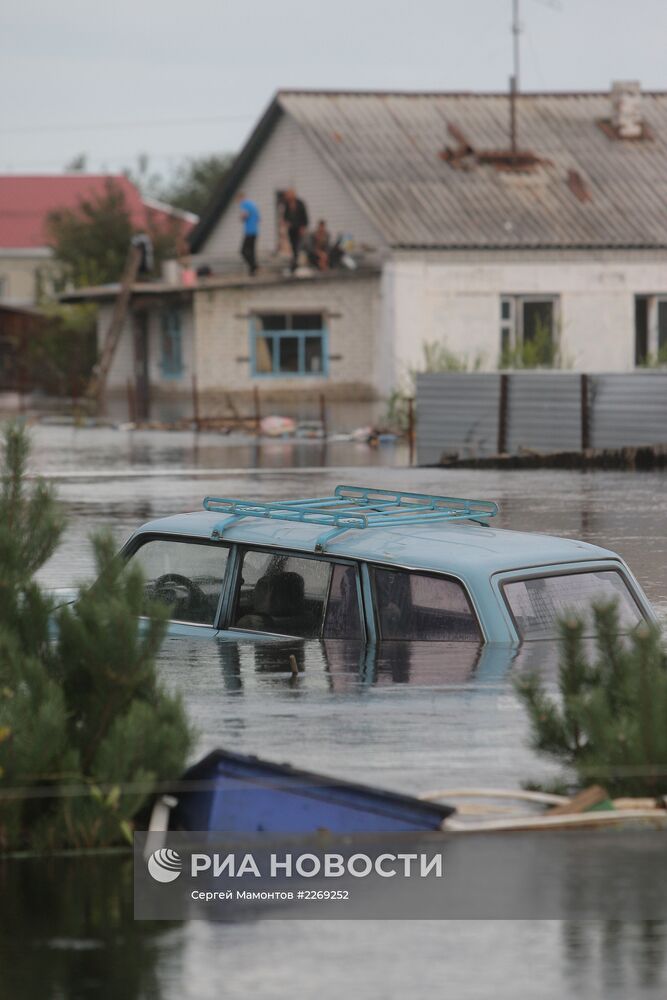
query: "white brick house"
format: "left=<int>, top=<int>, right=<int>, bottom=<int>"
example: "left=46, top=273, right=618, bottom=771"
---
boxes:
left=76, top=85, right=667, bottom=423
left=191, top=85, right=667, bottom=390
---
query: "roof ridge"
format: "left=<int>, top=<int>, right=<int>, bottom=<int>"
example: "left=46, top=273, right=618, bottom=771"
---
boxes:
left=278, top=87, right=667, bottom=99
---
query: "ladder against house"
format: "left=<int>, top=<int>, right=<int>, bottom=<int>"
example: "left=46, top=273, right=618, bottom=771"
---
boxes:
left=87, top=243, right=142, bottom=412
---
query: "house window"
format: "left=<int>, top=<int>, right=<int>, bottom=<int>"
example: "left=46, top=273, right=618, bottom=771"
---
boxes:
left=499, top=295, right=559, bottom=367
left=160, top=309, right=183, bottom=378
left=635, top=295, right=667, bottom=366
left=251, top=313, right=328, bottom=377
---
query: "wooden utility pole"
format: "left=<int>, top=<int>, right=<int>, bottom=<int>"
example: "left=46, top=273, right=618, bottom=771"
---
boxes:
left=87, top=244, right=142, bottom=415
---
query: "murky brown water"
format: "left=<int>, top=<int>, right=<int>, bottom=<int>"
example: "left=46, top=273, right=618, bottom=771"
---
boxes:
left=5, top=424, right=667, bottom=1000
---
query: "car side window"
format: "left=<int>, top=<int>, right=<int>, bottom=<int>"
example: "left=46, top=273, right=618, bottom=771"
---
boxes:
left=233, top=550, right=332, bottom=638
left=126, top=538, right=229, bottom=626
left=372, top=567, right=481, bottom=641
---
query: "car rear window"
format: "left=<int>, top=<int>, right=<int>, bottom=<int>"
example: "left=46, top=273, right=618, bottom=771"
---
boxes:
left=503, top=569, right=644, bottom=640
left=372, top=567, right=481, bottom=641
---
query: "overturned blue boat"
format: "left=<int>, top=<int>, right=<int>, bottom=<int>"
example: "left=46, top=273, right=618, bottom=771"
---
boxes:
left=169, top=749, right=454, bottom=836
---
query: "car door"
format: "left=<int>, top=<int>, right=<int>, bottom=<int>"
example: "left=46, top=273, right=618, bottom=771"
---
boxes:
left=217, top=546, right=365, bottom=642
left=124, top=535, right=231, bottom=638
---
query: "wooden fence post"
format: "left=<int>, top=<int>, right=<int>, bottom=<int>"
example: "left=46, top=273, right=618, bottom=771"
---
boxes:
left=126, top=378, right=136, bottom=424
left=253, top=386, right=261, bottom=432
left=319, top=393, right=328, bottom=438
left=191, top=374, right=200, bottom=431
left=497, top=373, right=509, bottom=455
left=580, top=373, right=590, bottom=451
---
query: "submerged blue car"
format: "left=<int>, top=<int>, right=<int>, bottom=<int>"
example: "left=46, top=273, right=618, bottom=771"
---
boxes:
left=118, top=485, right=656, bottom=645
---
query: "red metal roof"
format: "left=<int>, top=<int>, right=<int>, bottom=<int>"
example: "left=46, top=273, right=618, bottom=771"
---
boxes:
left=0, top=174, right=195, bottom=250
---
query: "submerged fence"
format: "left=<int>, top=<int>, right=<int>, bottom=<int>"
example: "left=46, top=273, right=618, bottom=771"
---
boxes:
left=416, top=371, right=667, bottom=465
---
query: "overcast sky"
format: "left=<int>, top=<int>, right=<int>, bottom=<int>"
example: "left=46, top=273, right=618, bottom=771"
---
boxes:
left=1, top=0, right=666, bottom=178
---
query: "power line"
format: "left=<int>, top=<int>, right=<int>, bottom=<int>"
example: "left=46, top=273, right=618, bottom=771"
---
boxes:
left=0, top=149, right=237, bottom=169
left=0, top=113, right=254, bottom=136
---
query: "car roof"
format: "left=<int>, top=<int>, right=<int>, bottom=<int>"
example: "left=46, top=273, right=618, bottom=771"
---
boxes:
left=131, top=510, right=617, bottom=579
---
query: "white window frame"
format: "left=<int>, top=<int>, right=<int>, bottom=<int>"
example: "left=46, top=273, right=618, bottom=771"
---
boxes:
left=500, top=294, right=560, bottom=360
left=647, top=295, right=667, bottom=362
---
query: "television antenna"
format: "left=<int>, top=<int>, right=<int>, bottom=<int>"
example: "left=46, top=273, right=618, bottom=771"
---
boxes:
left=509, top=0, right=562, bottom=154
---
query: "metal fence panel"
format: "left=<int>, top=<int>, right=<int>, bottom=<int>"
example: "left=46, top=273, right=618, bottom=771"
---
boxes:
left=591, top=373, right=667, bottom=449
left=416, top=371, right=667, bottom=464
left=506, top=373, right=582, bottom=454
left=416, top=373, right=500, bottom=464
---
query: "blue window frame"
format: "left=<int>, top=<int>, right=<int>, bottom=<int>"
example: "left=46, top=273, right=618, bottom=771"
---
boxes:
left=250, top=313, right=328, bottom=377
left=160, top=309, right=183, bottom=378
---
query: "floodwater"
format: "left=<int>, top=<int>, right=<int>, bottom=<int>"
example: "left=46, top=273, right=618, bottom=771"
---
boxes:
left=4, top=423, right=667, bottom=1000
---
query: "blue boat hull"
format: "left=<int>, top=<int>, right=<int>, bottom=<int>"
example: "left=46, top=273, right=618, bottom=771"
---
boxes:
left=171, top=749, right=454, bottom=835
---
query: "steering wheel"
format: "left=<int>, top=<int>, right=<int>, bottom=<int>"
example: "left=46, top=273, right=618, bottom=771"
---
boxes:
left=152, top=573, right=206, bottom=614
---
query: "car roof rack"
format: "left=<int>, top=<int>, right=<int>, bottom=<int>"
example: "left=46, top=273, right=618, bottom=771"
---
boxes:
left=203, top=485, right=498, bottom=552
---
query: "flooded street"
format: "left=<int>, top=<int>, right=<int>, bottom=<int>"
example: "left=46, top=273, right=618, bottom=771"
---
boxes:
left=6, top=424, right=667, bottom=999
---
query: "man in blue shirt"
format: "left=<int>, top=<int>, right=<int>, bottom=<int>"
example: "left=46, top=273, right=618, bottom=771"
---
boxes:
left=237, top=191, right=260, bottom=275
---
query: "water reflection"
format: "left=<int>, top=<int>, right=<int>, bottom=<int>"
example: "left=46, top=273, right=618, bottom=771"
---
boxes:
left=30, top=425, right=404, bottom=475
left=562, top=921, right=667, bottom=996
left=13, top=427, right=667, bottom=998
left=0, top=854, right=174, bottom=1000
left=210, top=638, right=515, bottom=693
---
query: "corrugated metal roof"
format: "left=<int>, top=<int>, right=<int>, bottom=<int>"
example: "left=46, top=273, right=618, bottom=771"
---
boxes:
left=276, top=90, right=667, bottom=249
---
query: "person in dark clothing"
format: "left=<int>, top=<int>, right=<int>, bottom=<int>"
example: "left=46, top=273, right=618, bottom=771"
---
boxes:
left=236, top=191, right=260, bottom=275
left=131, top=233, right=154, bottom=278
left=282, top=189, right=309, bottom=272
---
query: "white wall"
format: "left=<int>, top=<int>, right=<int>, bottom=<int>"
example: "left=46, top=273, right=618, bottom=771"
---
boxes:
left=385, top=252, right=667, bottom=383
left=0, top=249, right=57, bottom=305
left=197, top=114, right=384, bottom=265
left=98, top=300, right=195, bottom=393
left=193, top=275, right=381, bottom=401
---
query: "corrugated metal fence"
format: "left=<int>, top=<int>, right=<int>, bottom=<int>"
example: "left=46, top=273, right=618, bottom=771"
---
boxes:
left=416, top=372, right=667, bottom=464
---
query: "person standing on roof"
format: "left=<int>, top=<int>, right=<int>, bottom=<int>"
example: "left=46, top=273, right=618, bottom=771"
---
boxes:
left=282, top=189, right=309, bottom=273
left=237, top=191, right=260, bottom=276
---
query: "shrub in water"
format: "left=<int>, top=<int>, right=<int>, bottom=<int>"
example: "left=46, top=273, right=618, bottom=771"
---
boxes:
left=515, top=602, right=667, bottom=798
left=0, top=423, right=193, bottom=850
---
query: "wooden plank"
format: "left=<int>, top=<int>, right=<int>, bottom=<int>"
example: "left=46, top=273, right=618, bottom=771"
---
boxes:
left=546, top=784, right=609, bottom=816
left=88, top=244, right=142, bottom=412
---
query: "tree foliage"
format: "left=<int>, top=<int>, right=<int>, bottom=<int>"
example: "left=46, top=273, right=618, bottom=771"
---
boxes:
left=0, top=423, right=193, bottom=851
left=45, top=178, right=183, bottom=288
left=20, top=303, right=98, bottom=398
left=386, top=340, right=484, bottom=431
left=515, top=602, right=667, bottom=797
left=157, top=153, right=235, bottom=218
left=499, top=316, right=562, bottom=369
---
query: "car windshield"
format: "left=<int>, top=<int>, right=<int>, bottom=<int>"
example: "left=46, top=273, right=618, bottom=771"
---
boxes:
left=503, top=569, right=644, bottom=640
